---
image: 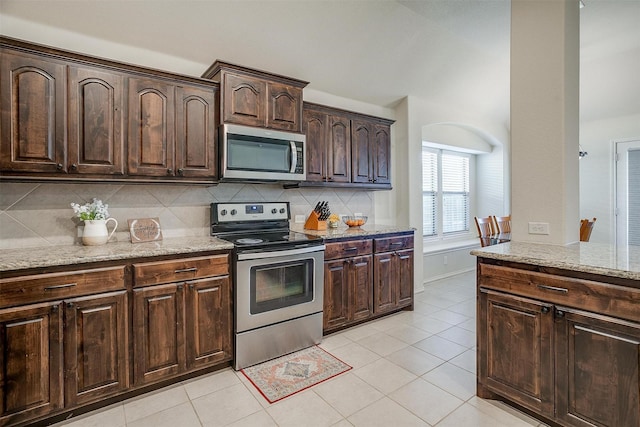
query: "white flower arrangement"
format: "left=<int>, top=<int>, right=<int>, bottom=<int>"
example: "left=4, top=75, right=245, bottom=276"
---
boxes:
left=71, top=198, right=110, bottom=221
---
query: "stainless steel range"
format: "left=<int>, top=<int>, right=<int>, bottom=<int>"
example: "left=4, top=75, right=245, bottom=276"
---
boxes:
left=211, top=202, right=325, bottom=370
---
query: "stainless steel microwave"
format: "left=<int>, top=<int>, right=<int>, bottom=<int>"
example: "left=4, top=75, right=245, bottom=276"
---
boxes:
left=220, top=124, right=306, bottom=182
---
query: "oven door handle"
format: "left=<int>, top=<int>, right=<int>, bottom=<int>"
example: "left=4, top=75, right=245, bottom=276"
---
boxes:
left=237, top=244, right=325, bottom=260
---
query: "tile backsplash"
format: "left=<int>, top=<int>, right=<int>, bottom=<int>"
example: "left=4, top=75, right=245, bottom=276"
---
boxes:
left=0, top=182, right=375, bottom=250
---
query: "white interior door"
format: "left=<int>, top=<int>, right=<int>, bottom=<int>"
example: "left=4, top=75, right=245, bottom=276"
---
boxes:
left=615, top=139, right=640, bottom=246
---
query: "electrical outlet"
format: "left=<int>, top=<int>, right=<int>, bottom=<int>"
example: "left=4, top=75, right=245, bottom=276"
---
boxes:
left=294, top=215, right=305, bottom=223
left=528, top=222, right=550, bottom=235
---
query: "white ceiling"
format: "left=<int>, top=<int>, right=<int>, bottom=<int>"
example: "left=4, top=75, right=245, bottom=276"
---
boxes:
left=1, top=0, right=638, bottom=123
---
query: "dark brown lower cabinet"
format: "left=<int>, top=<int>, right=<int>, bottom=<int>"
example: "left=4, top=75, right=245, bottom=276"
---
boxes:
left=132, top=255, right=232, bottom=385
left=185, top=276, right=232, bottom=369
left=477, top=259, right=640, bottom=427
left=64, top=291, right=129, bottom=406
left=555, top=308, right=640, bottom=427
left=323, top=255, right=373, bottom=332
left=478, top=289, right=554, bottom=415
left=0, top=302, right=63, bottom=426
left=373, top=236, right=414, bottom=315
left=133, top=283, right=186, bottom=385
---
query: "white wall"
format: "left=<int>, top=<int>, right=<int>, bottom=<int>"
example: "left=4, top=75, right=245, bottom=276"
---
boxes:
left=579, top=113, right=640, bottom=244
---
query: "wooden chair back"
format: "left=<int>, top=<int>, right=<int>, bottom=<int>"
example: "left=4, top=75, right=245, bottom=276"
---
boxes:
left=492, top=215, right=512, bottom=234
left=580, top=217, right=596, bottom=242
left=474, top=216, right=495, bottom=247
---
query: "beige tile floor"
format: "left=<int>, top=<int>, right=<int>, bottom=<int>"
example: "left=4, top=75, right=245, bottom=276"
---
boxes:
left=55, top=270, right=548, bottom=427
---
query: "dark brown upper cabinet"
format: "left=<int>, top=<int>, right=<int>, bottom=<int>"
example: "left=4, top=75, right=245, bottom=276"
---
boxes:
left=0, top=49, right=67, bottom=173
left=296, top=102, right=394, bottom=189
left=302, top=106, right=351, bottom=183
left=68, top=65, right=126, bottom=176
left=202, top=61, right=307, bottom=133
left=127, top=77, right=176, bottom=177
left=1, top=36, right=219, bottom=183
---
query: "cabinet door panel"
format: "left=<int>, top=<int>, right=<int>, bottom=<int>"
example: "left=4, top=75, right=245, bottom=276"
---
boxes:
left=324, top=259, right=349, bottom=330
left=223, top=74, right=265, bottom=127
left=373, top=124, right=391, bottom=184
left=133, top=284, right=185, bottom=385
left=351, top=255, right=373, bottom=322
left=267, top=82, right=302, bottom=132
left=68, top=65, right=125, bottom=175
left=396, top=249, right=414, bottom=308
left=328, top=115, right=351, bottom=183
left=0, top=302, right=63, bottom=425
left=128, top=77, right=175, bottom=176
left=185, top=276, right=232, bottom=369
left=0, top=50, right=66, bottom=173
left=373, top=253, right=395, bottom=313
left=176, top=85, right=217, bottom=178
left=556, top=308, right=640, bottom=427
left=351, top=120, right=372, bottom=184
left=303, top=109, right=327, bottom=182
left=64, top=291, right=128, bottom=406
left=478, top=289, right=554, bottom=415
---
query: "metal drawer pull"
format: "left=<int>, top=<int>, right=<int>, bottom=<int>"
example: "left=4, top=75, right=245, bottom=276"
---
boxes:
left=175, top=267, right=198, bottom=274
left=536, top=284, right=568, bottom=293
left=344, top=247, right=359, bottom=251
left=390, top=242, right=404, bottom=246
left=44, top=283, right=77, bottom=290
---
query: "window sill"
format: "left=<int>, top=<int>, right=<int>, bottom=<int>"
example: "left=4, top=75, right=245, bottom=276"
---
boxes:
left=423, top=238, right=480, bottom=255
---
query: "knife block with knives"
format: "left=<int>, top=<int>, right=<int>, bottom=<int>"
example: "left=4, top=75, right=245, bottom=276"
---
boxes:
left=304, top=201, right=330, bottom=230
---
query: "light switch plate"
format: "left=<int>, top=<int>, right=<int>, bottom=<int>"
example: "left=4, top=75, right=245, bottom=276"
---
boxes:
left=294, top=215, right=305, bottom=223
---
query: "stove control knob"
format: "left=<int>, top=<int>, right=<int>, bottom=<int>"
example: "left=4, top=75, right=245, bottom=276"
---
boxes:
left=271, top=208, right=277, bottom=214
left=230, top=209, right=237, bottom=215
left=279, top=208, right=286, bottom=214
left=220, top=209, right=227, bottom=216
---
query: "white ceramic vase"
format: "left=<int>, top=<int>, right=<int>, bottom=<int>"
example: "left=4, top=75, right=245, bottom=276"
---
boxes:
left=82, top=218, right=118, bottom=246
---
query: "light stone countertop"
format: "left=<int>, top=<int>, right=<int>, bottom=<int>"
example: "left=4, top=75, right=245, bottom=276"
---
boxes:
left=471, top=241, right=640, bottom=281
left=0, top=236, right=235, bottom=272
left=1, top=226, right=415, bottom=273
left=291, top=224, right=415, bottom=240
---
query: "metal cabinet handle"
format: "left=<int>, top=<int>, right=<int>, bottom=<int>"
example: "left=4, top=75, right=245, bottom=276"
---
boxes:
left=175, top=267, right=198, bottom=274
left=56, top=163, right=64, bottom=170
left=70, top=163, right=78, bottom=171
left=44, top=283, right=77, bottom=290
left=344, top=247, right=359, bottom=252
left=167, top=168, right=173, bottom=175
left=536, top=284, right=568, bottom=293
left=177, top=168, right=184, bottom=176
left=67, top=302, right=74, bottom=309
left=555, top=309, right=565, bottom=318
left=541, top=306, right=550, bottom=314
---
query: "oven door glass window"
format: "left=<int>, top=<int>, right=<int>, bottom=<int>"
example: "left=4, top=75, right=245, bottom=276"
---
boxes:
left=250, top=258, right=313, bottom=314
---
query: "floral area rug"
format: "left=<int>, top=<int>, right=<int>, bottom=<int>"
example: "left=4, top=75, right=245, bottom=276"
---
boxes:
left=241, top=345, right=352, bottom=403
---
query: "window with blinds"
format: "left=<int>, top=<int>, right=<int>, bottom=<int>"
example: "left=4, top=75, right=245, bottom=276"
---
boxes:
left=422, top=146, right=471, bottom=238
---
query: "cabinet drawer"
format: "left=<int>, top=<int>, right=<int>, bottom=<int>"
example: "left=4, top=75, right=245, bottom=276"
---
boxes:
left=133, top=254, right=229, bottom=287
left=374, top=235, right=414, bottom=253
left=324, top=239, right=372, bottom=260
left=479, top=263, right=640, bottom=323
left=0, top=266, right=126, bottom=308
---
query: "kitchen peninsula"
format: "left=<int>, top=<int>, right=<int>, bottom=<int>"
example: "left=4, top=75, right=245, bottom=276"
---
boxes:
left=472, top=242, right=640, bottom=427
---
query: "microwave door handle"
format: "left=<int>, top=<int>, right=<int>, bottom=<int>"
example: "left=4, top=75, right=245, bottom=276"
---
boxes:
left=290, top=141, right=297, bottom=173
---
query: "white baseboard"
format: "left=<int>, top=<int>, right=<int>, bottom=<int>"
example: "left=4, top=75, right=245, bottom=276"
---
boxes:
left=423, top=267, right=476, bottom=284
